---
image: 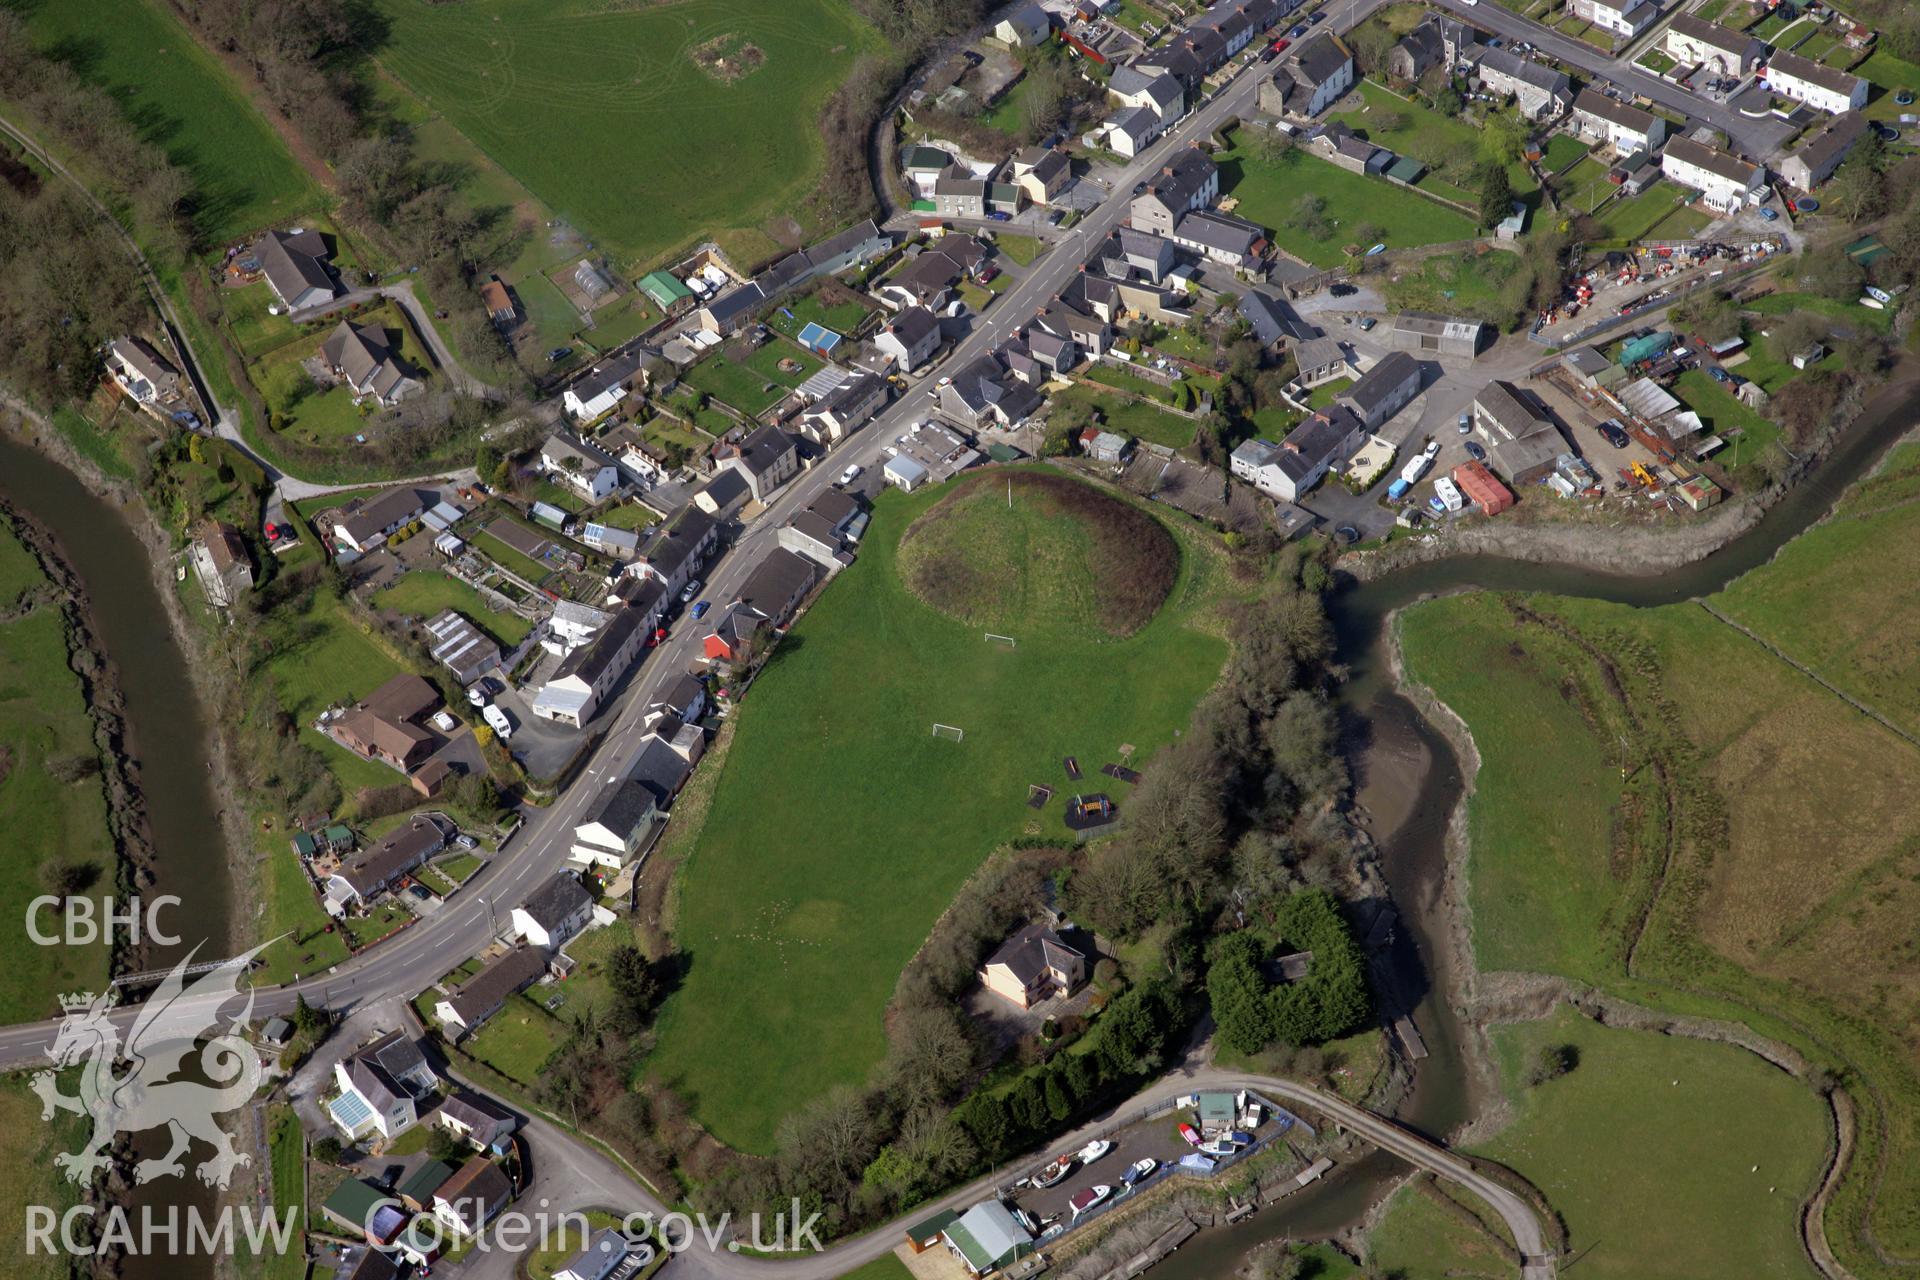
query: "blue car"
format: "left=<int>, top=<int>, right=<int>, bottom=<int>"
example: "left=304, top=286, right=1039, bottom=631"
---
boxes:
left=691, top=600, right=711, bottom=620
left=1290, top=23, right=1307, bottom=36
left=1708, top=366, right=1731, bottom=384
left=1758, top=207, right=1779, bottom=221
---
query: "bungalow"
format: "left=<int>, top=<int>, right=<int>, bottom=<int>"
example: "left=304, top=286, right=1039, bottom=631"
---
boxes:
left=327, top=1031, right=437, bottom=1142
left=424, top=610, right=501, bottom=686
left=436, top=1092, right=519, bottom=1155
left=189, top=520, right=253, bottom=608
left=721, top=424, right=801, bottom=502
left=479, top=277, right=517, bottom=327
left=1779, top=111, right=1868, bottom=190
left=1239, top=289, right=1316, bottom=347
left=1129, top=148, right=1221, bottom=236
left=631, top=506, right=719, bottom=596
left=555, top=1229, right=641, bottom=1280
left=327, top=817, right=447, bottom=913
left=333, top=674, right=441, bottom=771
left=531, top=608, right=646, bottom=727
left=332, top=486, right=431, bottom=555
left=800, top=371, right=888, bottom=444
left=541, top=431, right=622, bottom=502
left=255, top=228, right=336, bottom=311
left=994, top=1, right=1052, bottom=47
left=322, top=321, right=420, bottom=408
left=637, top=270, right=694, bottom=314
left=1475, top=49, right=1573, bottom=120
left=563, top=352, right=646, bottom=422
left=434, top=946, right=547, bottom=1040
left=1763, top=49, right=1869, bottom=114
left=1309, top=121, right=1388, bottom=174
left=1571, top=90, right=1667, bottom=153
left=1108, top=63, right=1186, bottom=126
left=874, top=306, right=945, bottom=372
left=696, top=283, right=767, bottom=337
left=1012, top=147, right=1073, bottom=206
left=1472, top=380, right=1565, bottom=483
left=433, top=1156, right=514, bottom=1240
left=1293, top=334, right=1351, bottom=385
left=980, top=923, right=1088, bottom=1009
left=1173, top=209, right=1267, bottom=269
left=1660, top=136, right=1764, bottom=211
left=1336, top=350, right=1422, bottom=430
left=807, top=218, right=892, bottom=277
left=1568, top=0, right=1660, bottom=38
left=105, top=337, right=182, bottom=405
left=512, top=872, right=596, bottom=949
left=1230, top=403, right=1365, bottom=500
left=1259, top=32, right=1355, bottom=119
left=570, top=778, right=661, bottom=870
left=1664, top=13, right=1764, bottom=75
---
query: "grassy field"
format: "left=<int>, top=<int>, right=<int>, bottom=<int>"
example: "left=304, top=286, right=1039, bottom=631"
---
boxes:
left=834, top=1256, right=917, bottom=1280
left=681, top=340, right=824, bottom=416
left=1367, top=1180, right=1515, bottom=1278
left=1383, top=249, right=1523, bottom=328
left=649, top=471, right=1228, bottom=1150
left=0, top=1074, right=86, bottom=1279
left=1329, top=80, right=1538, bottom=199
left=373, top=0, right=881, bottom=269
left=251, top=1105, right=308, bottom=1280
left=258, top=588, right=414, bottom=799
left=13, top=0, right=318, bottom=241
left=1049, top=385, right=1200, bottom=449
left=374, top=570, right=534, bottom=646
left=253, top=300, right=438, bottom=450
left=1396, top=447, right=1920, bottom=1270
left=0, top=527, right=118, bottom=1022
left=1673, top=369, right=1780, bottom=459
left=1215, top=128, right=1475, bottom=268
left=464, top=993, right=565, bottom=1083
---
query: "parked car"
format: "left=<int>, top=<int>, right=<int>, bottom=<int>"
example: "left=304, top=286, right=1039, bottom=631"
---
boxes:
left=1328, top=282, right=1356, bottom=297
left=1597, top=420, right=1630, bottom=448
left=1309, top=10, right=1324, bottom=21
left=1271, top=37, right=1291, bottom=51
left=1465, top=440, right=1487, bottom=463
left=1758, top=207, right=1779, bottom=222
left=691, top=600, right=711, bottom=621
left=1457, top=410, right=1472, bottom=434
left=1289, top=23, right=1307, bottom=36
left=1357, top=316, right=1376, bottom=331
left=466, top=685, right=489, bottom=709
left=680, top=579, right=703, bottom=605
left=546, top=347, right=572, bottom=363
left=1260, top=46, right=1278, bottom=61
left=1708, top=366, right=1731, bottom=383
left=988, top=210, right=1011, bottom=221
left=839, top=463, right=863, bottom=486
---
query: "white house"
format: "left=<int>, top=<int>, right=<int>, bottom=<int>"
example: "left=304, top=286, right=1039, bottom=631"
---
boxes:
left=570, top=778, right=660, bottom=870
left=105, top=337, right=182, bottom=405
left=1230, top=404, right=1365, bottom=501
left=1663, top=13, right=1763, bottom=75
left=873, top=306, right=944, bottom=372
left=1660, top=136, right=1765, bottom=211
left=563, top=352, right=644, bottom=422
left=1568, top=0, right=1660, bottom=38
left=995, top=1, right=1051, bottom=46
left=530, top=608, right=645, bottom=727
left=512, top=873, right=597, bottom=949
left=540, top=432, right=622, bottom=503
left=327, top=1033, right=437, bottom=1142
left=1571, top=89, right=1668, bottom=153
left=1108, top=63, right=1186, bottom=126
left=1100, top=106, right=1162, bottom=159
left=1763, top=49, right=1870, bottom=114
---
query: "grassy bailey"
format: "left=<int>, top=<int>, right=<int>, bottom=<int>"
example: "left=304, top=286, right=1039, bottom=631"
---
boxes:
left=1390, top=444, right=1920, bottom=1276
left=648, top=471, right=1228, bottom=1151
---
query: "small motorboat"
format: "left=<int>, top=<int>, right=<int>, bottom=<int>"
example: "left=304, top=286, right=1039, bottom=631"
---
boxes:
left=1228, top=1130, right=1255, bottom=1145
left=1069, top=1185, right=1113, bottom=1217
left=1033, top=1154, right=1075, bottom=1189
left=1078, top=1139, right=1113, bottom=1165
left=1178, top=1123, right=1201, bottom=1146
left=1200, top=1139, right=1237, bottom=1156
left=1122, top=1157, right=1158, bottom=1186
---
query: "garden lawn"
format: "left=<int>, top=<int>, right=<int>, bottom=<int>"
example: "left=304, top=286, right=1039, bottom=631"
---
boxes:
left=374, top=0, right=881, bottom=268
left=1474, top=1008, right=1825, bottom=1280
left=1051, top=385, right=1200, bottom=449
left=464, top=994, right=564, bottom=1083
left=826, top=1257, right=915, bottom=1280
left=682, top=341, right=824, bottom=416
left=475, top=530, right=552, bottom=585
left=1672, top=369, right=1779, bottom=458
left=13, top=0, right=317, bottom=240
left=1384, top=250, right=1523, bottom=328
left=254, top=843, right=350, bottom=986
left=1746, top=291, right=1894, bottom=337
left=1307, top=376, right=1355, bottom=409
left=1080, top=363, right=1199, bottom=410
left=994, top=233, right=1046, bottom=266
left=1329, top=80, right=1538, bottom=197
left=771, top=290, right=875, bottom=338
left=374, top=570, right=534, bottom=645
left=1596, top=189, right=1709, bottom=242
left=0, top=534, right=118, bottom=1023
left=649, top=474, right=1227, bottom=1150
left=258, top=589, right=414, bottom=798
left=1540, top=134, right=1590, bottom=173
left=1215, top=130, right=1475, bottom=268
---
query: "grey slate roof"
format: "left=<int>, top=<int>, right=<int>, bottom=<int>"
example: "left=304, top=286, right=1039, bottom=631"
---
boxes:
left=520, top=873, right=592, bottom=933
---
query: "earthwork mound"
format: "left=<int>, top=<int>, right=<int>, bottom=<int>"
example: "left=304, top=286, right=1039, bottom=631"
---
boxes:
left=896, top=470, right=1178, bottom=638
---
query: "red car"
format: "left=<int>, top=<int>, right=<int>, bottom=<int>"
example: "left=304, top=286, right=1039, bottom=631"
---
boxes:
left=1178, top=1123, right=1201, bottom=1146
left=1270, top=37, right=1290, bottom=51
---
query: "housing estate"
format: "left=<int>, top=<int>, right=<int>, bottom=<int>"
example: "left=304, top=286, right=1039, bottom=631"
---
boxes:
left=1763, top=49, right=1869, bottom=114
left=1779, top=111, right=1868, bottom=189
left=322, top=321, right=419, bottom=408
left=328, top=1032, right=437, bottom=1142
left=1663, top=13, right=1764, bottom=75
left=1660, top=136, right=1765, bottom=212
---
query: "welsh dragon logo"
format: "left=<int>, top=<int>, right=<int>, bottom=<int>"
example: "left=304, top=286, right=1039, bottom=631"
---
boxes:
left=32, top=943, right=270, bottom=1189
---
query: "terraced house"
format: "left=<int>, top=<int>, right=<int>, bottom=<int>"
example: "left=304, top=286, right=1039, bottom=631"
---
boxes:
left=1762, top=49, right=1870, bottom=114
left=1662, top=13, right=1764, bottom=75
left=1660, top=135, right=1765, bottom=212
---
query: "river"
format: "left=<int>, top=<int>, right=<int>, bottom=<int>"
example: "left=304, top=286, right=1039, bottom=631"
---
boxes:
left=0, top=432, right=233, bottom=1280
left=1150, top=379, right=1920, bottom=1279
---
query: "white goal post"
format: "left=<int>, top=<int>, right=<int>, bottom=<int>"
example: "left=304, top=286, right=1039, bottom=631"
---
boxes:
left=984, top=632, right=1017, bottom=648
left=931, top=723, right=965, bottom=742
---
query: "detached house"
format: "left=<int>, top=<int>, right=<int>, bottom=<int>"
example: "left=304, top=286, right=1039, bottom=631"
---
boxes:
left=512, top=873, right=597, bottom=949
left=106, top=337, right=182, bottom=405
left=1567, top=0, right=1660, bottom=39
left=994, top=1, right=1052, bottom=46
left=322, top=321, right=420, bottom=408
left=255, top=228, right=336, bottom=311
left=1336, top=350, right=1422, bottom=430
left=570, top=778, right=661, bottom=870
left=1108, top=63, right=1186, bottom=126
left=328, top=1032, right=437, bottom=1142
left=330, top=486, right=431, bottom=554
left=721, top=424, right=801, bottom=502
left=1571, top=90, right=1667, bottom=153
left=933, top=172, right=989, bottom=220
left=1011, top=147, right=1072, bottom=206
left=564, top=352, right=645, bottom=422
left=874, top=306, right=945, bottom=372
left=531, top=608, right=645, bottom=727
left=541, top=431, right=622, bottom=502
left=1230, top=403, right=1365, bottom=501
left=333, top=674, right=441, bottom=771
left=433, top=1157, right=514, bottom=1240
left=189, top=521, right=253, bottom=608
left=1100, top=105, right=1163, bottom=159
left=1388, top=19, right=1445, bottom=81
left=326, top=817, right=446, bottom=913
left=979, top=923, right=1088, bottom=1010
